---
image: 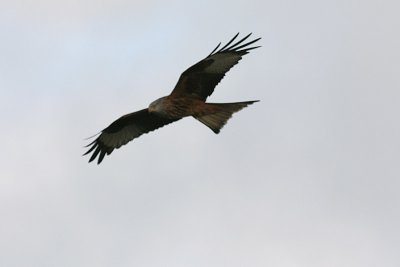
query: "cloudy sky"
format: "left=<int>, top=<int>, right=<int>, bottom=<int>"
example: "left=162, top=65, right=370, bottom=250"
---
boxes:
left=1, top=0, right=399, bottom=266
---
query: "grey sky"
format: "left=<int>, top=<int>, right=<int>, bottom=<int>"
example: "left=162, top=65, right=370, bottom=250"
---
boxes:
left=1, top=0, right=399, bottom=266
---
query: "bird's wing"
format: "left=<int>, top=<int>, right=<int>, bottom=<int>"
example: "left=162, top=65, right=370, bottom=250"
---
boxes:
left=84, top=109, right=178, bottom=164
left=170, top=33, right=261, bottom=101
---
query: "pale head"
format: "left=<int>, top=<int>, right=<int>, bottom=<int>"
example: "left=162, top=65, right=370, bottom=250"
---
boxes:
left=148, top=96, right=168, bottom=113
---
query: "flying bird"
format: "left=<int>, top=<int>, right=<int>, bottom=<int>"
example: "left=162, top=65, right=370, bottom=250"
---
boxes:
left=84, top=33, right=261, bottom=164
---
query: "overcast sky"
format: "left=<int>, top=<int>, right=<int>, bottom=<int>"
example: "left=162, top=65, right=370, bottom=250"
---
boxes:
left=1, top=0, right=399, bottom=266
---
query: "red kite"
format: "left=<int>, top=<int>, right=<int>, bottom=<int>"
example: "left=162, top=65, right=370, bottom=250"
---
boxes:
left=84, top=33, right=261, bottom=164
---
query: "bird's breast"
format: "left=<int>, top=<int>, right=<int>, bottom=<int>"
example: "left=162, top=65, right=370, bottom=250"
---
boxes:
left=152, top=96, right=203, bottom=119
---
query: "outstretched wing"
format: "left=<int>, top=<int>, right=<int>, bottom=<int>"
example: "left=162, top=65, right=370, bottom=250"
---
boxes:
left=84, top=109, right=178, bottom=164
left=170, top=33, right=261, bottom=101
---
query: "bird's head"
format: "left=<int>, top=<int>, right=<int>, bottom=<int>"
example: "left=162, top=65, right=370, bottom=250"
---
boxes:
left=148, top=96, right=168, bottom=113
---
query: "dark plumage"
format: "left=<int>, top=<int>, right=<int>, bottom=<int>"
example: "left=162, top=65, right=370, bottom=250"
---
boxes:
left=84, top=33, right=261, bottom=164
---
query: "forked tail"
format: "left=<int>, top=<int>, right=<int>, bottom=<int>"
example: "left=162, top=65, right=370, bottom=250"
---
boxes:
left=194, top=100, right=259, bottom=133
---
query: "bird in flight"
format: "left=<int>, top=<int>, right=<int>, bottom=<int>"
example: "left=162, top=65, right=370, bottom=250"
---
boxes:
left=84, top=33, right=261, bottom=164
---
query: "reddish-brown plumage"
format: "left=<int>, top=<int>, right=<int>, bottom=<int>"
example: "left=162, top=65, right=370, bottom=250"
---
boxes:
left=84, top=33, right=261, bottom=164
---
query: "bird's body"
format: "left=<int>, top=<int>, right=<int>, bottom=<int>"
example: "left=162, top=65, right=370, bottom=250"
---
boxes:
left=84, top=33, right=261, bottom=164
left=148, top=96, right=256, bottom=121
left=148, top=96, right=199, bottom=119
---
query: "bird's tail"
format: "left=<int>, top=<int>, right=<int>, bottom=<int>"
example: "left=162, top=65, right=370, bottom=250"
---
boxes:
left=193, top=100, right=259, bottom=134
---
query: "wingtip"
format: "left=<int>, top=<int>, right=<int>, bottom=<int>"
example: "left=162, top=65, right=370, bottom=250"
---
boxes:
left=83, top=132, right=101, bottom=141
left=246, top=100, right=260, bottom=106
left=242, top=100, right=260, bottom=106
left=207, top=33, right=261, bottom=56
left=208, top=42, right=221, bottom=56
